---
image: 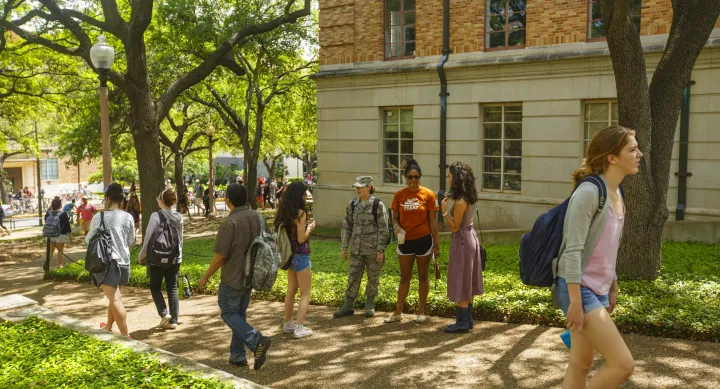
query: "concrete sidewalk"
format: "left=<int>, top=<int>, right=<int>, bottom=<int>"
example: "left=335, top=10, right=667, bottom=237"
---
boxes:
left=1, top=252, right=719, bottom=388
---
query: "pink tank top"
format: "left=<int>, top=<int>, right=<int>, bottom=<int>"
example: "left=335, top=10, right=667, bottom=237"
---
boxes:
left=581, top=205, right=624, bottom=295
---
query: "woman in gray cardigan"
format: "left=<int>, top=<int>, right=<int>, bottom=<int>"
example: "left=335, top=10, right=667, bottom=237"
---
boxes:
left=554, top=126, right=643, bottom=389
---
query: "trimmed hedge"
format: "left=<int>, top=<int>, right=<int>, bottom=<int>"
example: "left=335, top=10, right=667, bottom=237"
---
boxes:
left=47, top=240, right=720, bottom=341
left=0, top=316, right=235, bottom=389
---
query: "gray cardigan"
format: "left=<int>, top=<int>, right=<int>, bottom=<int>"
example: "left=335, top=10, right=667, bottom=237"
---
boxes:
left=554, top=174, right=618, bottom=284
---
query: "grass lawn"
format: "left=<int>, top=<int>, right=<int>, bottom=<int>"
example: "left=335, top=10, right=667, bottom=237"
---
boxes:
left=47, top=239, right=720, bottom=341
left=0, top=316, right=235, bottom=389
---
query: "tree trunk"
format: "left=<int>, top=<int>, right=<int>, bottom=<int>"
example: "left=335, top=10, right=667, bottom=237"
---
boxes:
left=0, top=158, right=8, bottom=203
left=127, top=90, right=164, bottom=235
left=245, top=148, right=259, bottom=210
left=174, top=152, right=186, bottom=199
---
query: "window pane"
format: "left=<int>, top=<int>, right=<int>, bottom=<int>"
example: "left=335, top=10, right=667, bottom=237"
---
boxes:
left=505, top=106, right=523, bottom=122
left=488, top=15, right=506, bottom=32
left=400, top=109, right=413, bottom=124
left=401, top=140, right=413, bottom=154
left=509, top=12, right=526, bottom=29
left=484, top=123, right=502, bottom=139
left=384, top=124, right=398, bottom=138
left=508, top=29, right=525, bottom=46
left=389, top=11, right=402, bottom=27
left=504, top=174, right=522, bottom=191
left=400, top=155, right=414, bottom=170
left=505, top=123, right=522, bottom=139
left=401, top=126, right=413, bottom=140
left=387, top=0, right=401, bottom=12
left=509, top=0, right=526, bottom=12
left=385, top=109, right=399, bottom=124
left=505, top=140, right=522, bottom=157
left=483, top=173, right=502, bottom=190
left=611, top=103, right=618, bottom=121
left=404, top=11, right=415, bottom=25
left=483, top=106, right=503, bottom=122
left=585, top=103, right=609, bottom=121
left=484, top=157, right=502, bottom=173
left=385, top=140, right=399, bottom=154
left=590, top=20, right=605, bottom=38
left=404, top=42, right=415, bottom=56
left=488, top=0, right=505, bottom=14
left=385, top=43, right=400, bottom=58
left=629, top=0, right=641, bottom=17
left=488, top=32, right=506, bottom=48
left=484, top=140, right=502, bottom=156
left=404, top=0, right=416, bottom=11
left=585, top=121, right=607, bottom=141
left=591, top=1, right=601, bottom=20
left=385, top=154, right=399, bottom=170
left=404, top=26, right=415, bottom=42
left=505, top=157, right=521, bottom=174
left=384, top=169, right=400, bottom=184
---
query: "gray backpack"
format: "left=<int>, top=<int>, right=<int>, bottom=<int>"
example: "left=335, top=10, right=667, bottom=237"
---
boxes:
left=43, top=211, right=62, bottom=238
left=244, top=211, right=280, bottom=292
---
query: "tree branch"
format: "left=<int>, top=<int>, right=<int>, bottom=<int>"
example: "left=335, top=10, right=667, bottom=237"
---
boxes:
left=155, top=0, right=312, bottom=120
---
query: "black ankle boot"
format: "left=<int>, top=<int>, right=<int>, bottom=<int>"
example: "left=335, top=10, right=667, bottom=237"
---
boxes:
left=444, top=307, right=470, bottom=334
left=468, top=303, right=474, bottom=329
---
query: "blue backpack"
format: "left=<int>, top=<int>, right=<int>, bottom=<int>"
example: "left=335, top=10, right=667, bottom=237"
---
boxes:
left=518, top=175, right=623, bottom=287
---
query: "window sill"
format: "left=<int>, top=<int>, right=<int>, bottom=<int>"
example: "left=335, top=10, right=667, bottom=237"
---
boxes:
left=484, top=45, right=526, bottom=52
left=384, top=55, right=416, bottom=61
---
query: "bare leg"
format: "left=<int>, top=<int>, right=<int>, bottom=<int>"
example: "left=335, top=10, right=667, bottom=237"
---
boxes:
left=583, top=308, right=635, bottom=389
left=416, top=255, right=431, bottom=315
left=394, top=255, right=416, bottom=315
left=102, top=304, right=115, bottom=331
left=101, top=284, right=129, bottom=337
left=284, top=269, right=299, bottom=322
left=295, top=268, right=312, bottom=325
left=49, top=242, right=57, bottom=267
left=56, top=243, right=65, bottom=267
left=562, top=324, right=595, bottom=389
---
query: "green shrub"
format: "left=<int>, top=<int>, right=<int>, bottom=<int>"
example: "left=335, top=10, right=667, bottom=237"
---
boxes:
left=0, top=316, right=234, bottom=389
left=47, top=240, right=720, bottom=341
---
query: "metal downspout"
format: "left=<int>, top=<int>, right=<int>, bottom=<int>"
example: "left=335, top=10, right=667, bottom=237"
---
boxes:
left=437, top=0, right=451, bottom=211
left=675, top=80, right=695, bottom=221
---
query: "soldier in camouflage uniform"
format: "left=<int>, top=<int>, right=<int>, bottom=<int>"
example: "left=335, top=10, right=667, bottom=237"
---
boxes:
left=334, top=176, right=390, bottom=318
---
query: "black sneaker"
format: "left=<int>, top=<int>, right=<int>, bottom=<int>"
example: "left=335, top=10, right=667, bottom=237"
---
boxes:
left=228, top=359, right=248, bottom=367
left=253, top=336, right=272, bottom=370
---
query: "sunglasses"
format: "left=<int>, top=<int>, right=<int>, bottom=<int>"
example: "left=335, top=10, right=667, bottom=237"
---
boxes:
left=406, top=175, right=421, bottom=180
left=157, top=189, right=167, bottom=201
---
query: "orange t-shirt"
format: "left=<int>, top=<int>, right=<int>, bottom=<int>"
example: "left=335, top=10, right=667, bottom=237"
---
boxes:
left=392, top=186, right=439, bottom=241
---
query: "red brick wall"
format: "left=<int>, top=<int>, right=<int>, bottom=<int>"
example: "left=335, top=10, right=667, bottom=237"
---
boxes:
left=319, top=0, right=717, bottom=65
left=526, top=0, right=587, bottom=46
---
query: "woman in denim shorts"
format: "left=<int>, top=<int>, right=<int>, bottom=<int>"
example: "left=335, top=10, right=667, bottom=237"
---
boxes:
left=553, top=126, right=643, bottom=388
left=275, top=182, right=315, bottom=339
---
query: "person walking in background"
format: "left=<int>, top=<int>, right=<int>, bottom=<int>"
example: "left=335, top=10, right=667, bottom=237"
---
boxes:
left=63, top=199, right=77, bottom=224
left=256, top=177, right=265, bottom=210
left=197, top=184, right=272, bottom=370
left=275, top=176, right=285, bottom=205
left=263, top=179, right=274, bottom=210
left=193, top=179, right=204, bottom=216
left=334, top=176, right=389, bottom=318
left=125, top=191, right=142, bottom=235
left=0, top=201, right=10, bottom=236
left=45, top=197, right=72, bottom=269
left=203, top=187, right=211, bottom=217
left=386, top=160, right=440, bottom=324
left=275, top=182, right=315, bottom=339
left=77, top=196, right=97, bottom=237
left=139, top=189, right=183, bottom=330
left=441, top=162, right=483, bottom=333
left=555, top=126, right=641, bottom=388
left=178, top=187, right=193, bottom=221
left=87, top=183, right=136, bottom=338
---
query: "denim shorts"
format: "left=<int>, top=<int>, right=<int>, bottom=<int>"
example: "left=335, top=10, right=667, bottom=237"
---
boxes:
left=555, top=277, right=609, bottom=315
left=291, top=254, right=311, bottom=272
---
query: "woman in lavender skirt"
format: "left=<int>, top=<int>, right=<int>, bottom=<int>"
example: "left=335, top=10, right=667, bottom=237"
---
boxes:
left=441, top=161, right=484, bottom=333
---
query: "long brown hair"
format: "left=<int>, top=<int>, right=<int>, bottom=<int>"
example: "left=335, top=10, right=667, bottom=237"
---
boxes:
left=572, top=126, right=636, bottom=187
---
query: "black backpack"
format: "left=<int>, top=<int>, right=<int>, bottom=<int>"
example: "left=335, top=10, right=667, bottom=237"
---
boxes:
left=147, top=211, right=180, bottom=267
left=351, top=197, right=393, bottom=246
left=85, top=212, right=113, bottom=273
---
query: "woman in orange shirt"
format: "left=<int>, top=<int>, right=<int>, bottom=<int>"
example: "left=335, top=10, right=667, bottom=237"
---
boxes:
left=385, top=160, right=440, bottom=324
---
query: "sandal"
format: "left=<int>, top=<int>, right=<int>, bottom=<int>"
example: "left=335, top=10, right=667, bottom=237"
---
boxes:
left=384, top=314, right=403, bottom=323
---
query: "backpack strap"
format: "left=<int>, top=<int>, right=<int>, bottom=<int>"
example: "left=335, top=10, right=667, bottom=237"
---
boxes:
left=579, top=174, right=607, bottom=213
left=371, top=197, right=381, bottom=226
left=350, top=198, right=359, bottom=219
left=619, top=184, right=625, bottom=200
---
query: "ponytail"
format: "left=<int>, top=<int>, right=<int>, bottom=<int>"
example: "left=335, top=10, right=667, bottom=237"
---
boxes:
left=571, top=163, right=596, bottom=188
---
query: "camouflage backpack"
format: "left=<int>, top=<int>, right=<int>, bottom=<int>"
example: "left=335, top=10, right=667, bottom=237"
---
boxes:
left=244, top=211, right=280, bottom=292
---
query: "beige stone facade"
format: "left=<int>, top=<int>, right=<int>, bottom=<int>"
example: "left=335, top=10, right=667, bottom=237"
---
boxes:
left=3, top=151, right=99, bottom=195
left=314, top=1, right=720, bottom=229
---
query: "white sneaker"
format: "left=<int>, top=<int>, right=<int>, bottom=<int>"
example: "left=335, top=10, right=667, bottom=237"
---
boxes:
left=161, top=321, right=177, bottom=330
left=293, top=324, right=314, bottom=339
left=283, top=320, right=297, bottom=333
left=384, top=314, right=403, bottom=323
left=414, top=315, right=428, bottom=323
left=158, top=314, right=172, bottom=328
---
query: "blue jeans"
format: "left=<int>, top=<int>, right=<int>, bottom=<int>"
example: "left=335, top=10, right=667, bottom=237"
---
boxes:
left=148, top=263, right=180, bottom=324
left=291, top=253, right=311, bottom=272
left=217, top=282, right=261, bottom=363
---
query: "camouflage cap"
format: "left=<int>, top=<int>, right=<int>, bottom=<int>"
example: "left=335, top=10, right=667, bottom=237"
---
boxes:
left=352, top=176, right=374, bottom=188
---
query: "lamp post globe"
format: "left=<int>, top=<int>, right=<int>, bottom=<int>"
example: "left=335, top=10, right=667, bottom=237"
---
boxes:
left=90, top=34, right=115, bottom=71
left=205, top=124, right=216, bottom=137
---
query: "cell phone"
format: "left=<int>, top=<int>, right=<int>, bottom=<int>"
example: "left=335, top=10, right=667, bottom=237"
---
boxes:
left=560, top=329, right=571, bottom=349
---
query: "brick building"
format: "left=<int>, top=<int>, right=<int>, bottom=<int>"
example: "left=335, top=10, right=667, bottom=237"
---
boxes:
left=313, top=0, right=720, bottom=230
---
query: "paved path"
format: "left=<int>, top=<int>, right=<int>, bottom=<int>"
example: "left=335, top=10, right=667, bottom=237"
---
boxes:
left=1, top=248, right=719, bottom=388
